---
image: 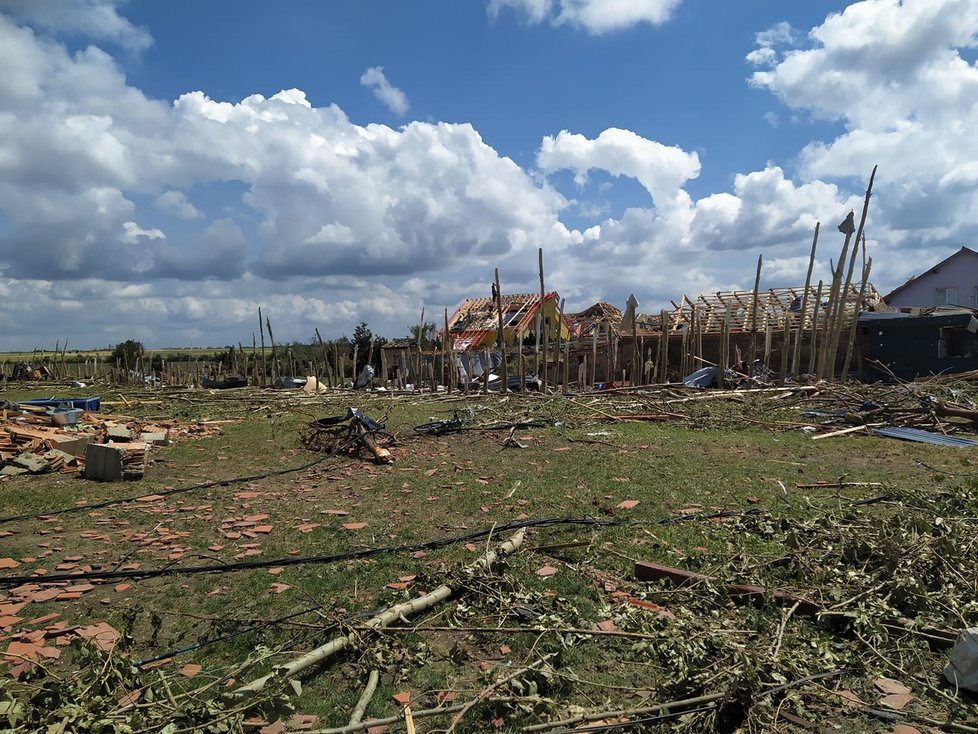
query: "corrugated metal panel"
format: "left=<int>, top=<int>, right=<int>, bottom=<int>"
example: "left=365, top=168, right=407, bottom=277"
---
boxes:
left=873, top=426, right=978, bottom=446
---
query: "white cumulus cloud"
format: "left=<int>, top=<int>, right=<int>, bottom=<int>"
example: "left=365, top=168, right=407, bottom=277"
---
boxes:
left=121, top=220, right=165, bottom=243
left=154, top=189, right=203, bottom=220
left=0, top=0, right=151, bottom=50
left=746, top=21, right=795, bottom=67
left=359, top=66, right=410, bottom=116
left=305, top=223, right=356, bottom=245
left=4, top=0, right=978, bottom=349
left=538, top=127, right=700, bottom=206
left=489, top=0, right=682, bottom=33
left=0, top=10, right=578, bottom=286
left=748, top=0, right=978, bottom=287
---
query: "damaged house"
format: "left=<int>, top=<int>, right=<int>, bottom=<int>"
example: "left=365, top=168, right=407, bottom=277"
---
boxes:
left=867, top=247, right=978, bottom=380
left=859, top=308, right=978, bottom=381
left=445, top=292, right=569, bottom=383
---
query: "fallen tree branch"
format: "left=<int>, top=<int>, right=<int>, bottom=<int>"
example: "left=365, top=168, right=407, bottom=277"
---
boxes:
left=580, top=413, right=689, bottom=422
left=633, top=560, right=822, bottom=615
left=521, top=692, right=725, bottom=733
left=305, top=695, right=549, bottom=734
left=347, top=669, right=378, bottom=726
left=380, top=624, right=667, bottom=641
left=771, top=601, right=800, bottom=660
left=795, top=481, right=885, bottom=489
left=234, top=529, right=527, bottom=697
left=446, top=653, right=557, bottom=734
left=935, top=400, right=978, bottom=425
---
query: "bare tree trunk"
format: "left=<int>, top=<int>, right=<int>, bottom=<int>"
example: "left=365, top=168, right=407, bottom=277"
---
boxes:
left=258, top=308, right=267, bottom=387
left=748, top=255, right=762, bottom=383
left=494, top=269, right=508, bottom=393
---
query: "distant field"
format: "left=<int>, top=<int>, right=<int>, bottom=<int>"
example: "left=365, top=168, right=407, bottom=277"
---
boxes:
left=0, top=347, right=223, bottom=362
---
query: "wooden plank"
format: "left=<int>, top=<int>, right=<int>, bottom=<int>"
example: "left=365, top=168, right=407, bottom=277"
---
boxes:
left=810, top=424, right=874, bottom=440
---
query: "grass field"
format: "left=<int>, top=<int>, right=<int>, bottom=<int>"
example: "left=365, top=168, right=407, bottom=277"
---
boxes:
left=0, top=384, right=976, bottom=732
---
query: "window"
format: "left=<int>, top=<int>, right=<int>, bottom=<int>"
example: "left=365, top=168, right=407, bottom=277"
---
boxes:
left=936, top=287, right=958, bottom=306
left=938, top=326, right=977, bottom=358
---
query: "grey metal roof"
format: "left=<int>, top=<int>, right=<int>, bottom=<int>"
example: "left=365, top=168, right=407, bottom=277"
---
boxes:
left=873, top=426, right=978, bottom=446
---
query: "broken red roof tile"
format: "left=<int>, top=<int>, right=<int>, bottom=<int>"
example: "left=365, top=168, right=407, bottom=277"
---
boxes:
left=75, top=622, right=121, bottom=651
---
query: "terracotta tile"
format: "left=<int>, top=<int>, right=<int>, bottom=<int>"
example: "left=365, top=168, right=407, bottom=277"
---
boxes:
left=0, top=603, right=28, bottom=617
left=875, top=678, right=912, bottom=696
left=881, top=693, right=913, bottom=710
left=289, top=714, right=319, bottom=731
left=117, top=690, right=142, bottom=708
left=25, top=613, right=59, bottom=626
left=31, top=589, right=62, bottom=603
left=75, top=622, right=120, bottom=651
left=4, top=639, right=40, bottom=657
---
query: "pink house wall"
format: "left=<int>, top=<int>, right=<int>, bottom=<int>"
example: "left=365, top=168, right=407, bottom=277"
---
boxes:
left=886, top=247, right=978, bottom=308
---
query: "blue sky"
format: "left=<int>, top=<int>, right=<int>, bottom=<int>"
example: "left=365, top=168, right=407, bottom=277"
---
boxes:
left=1, top=0, right=977, bottom=349
left=119, top=1, right=839, bottom=192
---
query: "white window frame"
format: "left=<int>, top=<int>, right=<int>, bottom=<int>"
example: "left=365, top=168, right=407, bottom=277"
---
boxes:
left=936, top=287, right=958, bottom=306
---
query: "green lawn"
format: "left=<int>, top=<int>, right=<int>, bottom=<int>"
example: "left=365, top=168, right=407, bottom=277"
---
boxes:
left=1, top=386, right=976, bottom=732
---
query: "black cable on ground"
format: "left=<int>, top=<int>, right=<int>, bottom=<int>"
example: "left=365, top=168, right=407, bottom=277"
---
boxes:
left=0, top=509, right=765, bottom=587
left=134, top=604, right=326, bottom=667
left=0, top=517, right=614, bottom=586
left=123, top=507, right=760, bottom=668
left=0, top=431, right=370, bottom=526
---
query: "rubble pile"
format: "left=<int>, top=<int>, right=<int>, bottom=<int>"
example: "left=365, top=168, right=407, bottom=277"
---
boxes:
left=0, top=407, right=220, bottom=480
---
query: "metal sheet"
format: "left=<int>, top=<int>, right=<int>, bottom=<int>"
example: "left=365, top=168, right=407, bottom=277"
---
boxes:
left=873, top=426, right=978, bottom=447
left=683, top=366, right=717, bottom=388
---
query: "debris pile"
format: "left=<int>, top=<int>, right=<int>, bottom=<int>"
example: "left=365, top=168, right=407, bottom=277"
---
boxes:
left=797, top=381, right=978, bottom=442
left=301, top=407, right=394, bottom=464
left=0, top=406, right=222, bottom=480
